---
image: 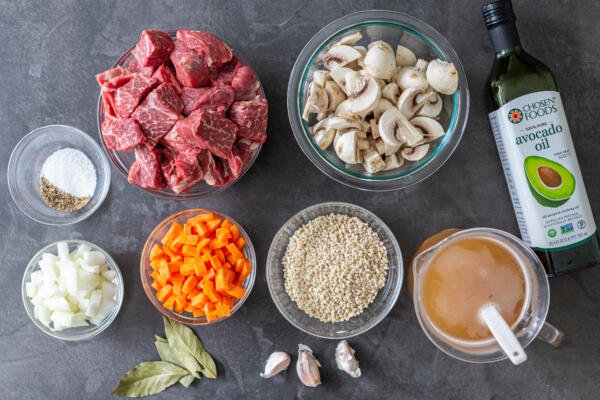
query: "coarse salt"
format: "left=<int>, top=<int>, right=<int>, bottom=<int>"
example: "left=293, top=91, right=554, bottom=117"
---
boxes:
left=40, top=148, right=97, bottom=198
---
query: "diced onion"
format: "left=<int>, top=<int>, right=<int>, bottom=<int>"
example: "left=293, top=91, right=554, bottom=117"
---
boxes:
left=26, top=242, right=118, bottom=331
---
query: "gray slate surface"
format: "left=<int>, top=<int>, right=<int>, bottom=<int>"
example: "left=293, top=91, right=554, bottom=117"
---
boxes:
left=1, top=1, right=599, bottom=399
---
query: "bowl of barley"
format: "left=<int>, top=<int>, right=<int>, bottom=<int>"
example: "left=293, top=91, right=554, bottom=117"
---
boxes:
left=266, top=202, right=403, bottom=339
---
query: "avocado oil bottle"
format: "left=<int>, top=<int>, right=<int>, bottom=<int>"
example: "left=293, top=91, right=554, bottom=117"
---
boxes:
left=482, top=0, right=600, bottom=276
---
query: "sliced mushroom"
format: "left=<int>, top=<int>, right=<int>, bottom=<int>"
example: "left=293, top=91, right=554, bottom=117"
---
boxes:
left=312, top=70, right=329, bottom=87
left=363, top=149, right=386, bottom=173
left=370, top=118, right=380, bottom=138
left=335, top=72, right=381, bottom=115
left=334, top=130, right=360, bottom=164
left=384, top=141, right=402, bottom=156
left=323, top=45, right=362, bottom=70
left=426, top=59, right=458, bottom=95
left=363, top=41, right=396, bottom=80
left=397, top=88, right=434, bottom=118
left=329, top=67, right=354, bottom=94
left=415, top=91, right=443, bottom=118
left=410, top=116, right=445, bottom=143
left=372, top=137, right=385, bottom=154
left=372, top=98, right=395, bottom=121
left=396, top=67, right=429, bottom=91
left=325, top=80, right=346, bottom=112
left=357, top=138, right=370, bottom=151
left=381, top=82, right=400, bottom=104
left=312, top=119, right=336, bottom=150
left=336, top=31, right=363, bottom=46
left=379, top=107, right=423, bottom=147
left=396, top=45, right=417, bottom=67
left=402, top=144, right=430, bottom=161
left=414, top=59, right=429, bottom=72
left=384, top=153, right=404, bottom=170
left=302, top=82, right=328, bottom=121
left=328, top=113, right=364, bottom=132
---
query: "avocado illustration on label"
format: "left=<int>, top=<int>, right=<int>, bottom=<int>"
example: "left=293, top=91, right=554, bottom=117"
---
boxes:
left=524, top=156, right=575, bottom=207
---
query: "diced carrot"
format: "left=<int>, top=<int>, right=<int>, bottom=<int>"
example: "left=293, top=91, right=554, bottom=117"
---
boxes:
left=192, top=221, right=209, bottom=237
left=215, top=269, right=231, bottom=292
left=229, top=225, right=240, bottom=242
left=150, top=244, right=164, bottom=261
left=163, top=295, right=176, bottom=310
left=157, top=284, right=173, bottom=302
left=204, top=302, right=218, bottom=321
left=215, top=249, right=226, bottom=263
left=162, top=221, right=182, bottom=246
left=236, top=237, right=246, bottom=250
left=234, top=258, right=245, bottom=273
left=221, top=219, right=232, bottom=229
left=183, top=223, right=193, bottom=235
left=205, top=218, right=222, bottom=232
left=206, top=268, right=216, bottom=280
left=192, top=308, right=205, bottom=318
left=174, top=294, right=186, bottom=313
left=180, top=263, right=195, bottom=276
left=151, top=281, right=161, bottom=291
left=223, top=262, right=232, bottom=270
left=195, top=213, right=215, bottom=222
left=182, top=275, right=198, bottom=294
left=196, top=237, right=210, bottom=251
left=225, top=285, right=246, bottom=299
left=185, top=234, right=199, bottom=245
left=159, top=264, right=170, bottom=280
left=226, top=243, right=244, bottom=263
left=181, top=245, right=197, bottom=257
left=187, top=287, right=200, bottom=300
left=172, top=275, right=184, bottom=295
left=194, top=259, right=207, bottom=276
left=216, top=227, right=230, bottom=242
left=202, top=279, right=219, bottom=303
left=190, top=292, right=208, bottom=308
left=238, top=260, right=251, bottom=284
left=209, top=256, right=222, bottom=270
left=167, top=260, right=180, bottom=274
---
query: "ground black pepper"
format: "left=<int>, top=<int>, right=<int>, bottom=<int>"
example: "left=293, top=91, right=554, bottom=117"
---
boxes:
left=40, top=177, right=91, bottom=212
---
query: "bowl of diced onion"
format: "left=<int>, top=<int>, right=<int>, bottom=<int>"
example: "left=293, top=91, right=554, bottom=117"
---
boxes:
left=21, top=240, right=124, bottom=341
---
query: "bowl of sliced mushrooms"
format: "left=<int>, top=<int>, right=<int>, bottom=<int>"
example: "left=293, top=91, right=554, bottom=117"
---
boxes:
left=288, top=10, right=469, bottom=190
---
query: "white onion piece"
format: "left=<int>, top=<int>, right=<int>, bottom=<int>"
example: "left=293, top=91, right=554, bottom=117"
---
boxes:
left=25, top=242, right=118, bottom=331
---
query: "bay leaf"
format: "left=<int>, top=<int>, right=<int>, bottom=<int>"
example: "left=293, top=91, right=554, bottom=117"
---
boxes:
left=162, top=318, right=204, bottom=378
left=163, top=317, right=218, bottom=379
left=178, top=374, right=195, bottom=388
left=154, top=335, right=167, bottom=343
left=154, top=338, right=201, bottom=380
left=111, top=361, right=189, bottom=397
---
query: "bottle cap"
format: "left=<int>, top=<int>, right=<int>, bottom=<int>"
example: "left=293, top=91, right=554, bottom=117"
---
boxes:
left=482, top=0, right=516, bottom=29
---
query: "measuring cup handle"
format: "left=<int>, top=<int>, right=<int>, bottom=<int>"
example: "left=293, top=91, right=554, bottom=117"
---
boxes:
left=536, top=321, right=566, bottom=348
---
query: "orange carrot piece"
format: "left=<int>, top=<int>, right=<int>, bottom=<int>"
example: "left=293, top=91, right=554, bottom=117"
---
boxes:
left=225, top=285, right=246, bottom=299
left=229, top=224, right=240, bottom=242
left=186, top=287, right=201, bottom=300
left=226, top=243, right=244, bottom=263
left=216, top=227, right=230, bottom=242
left=192, top=308, right=205, bottom=318
left=236, top=237, right=246, bottom=250
left=215, top=269, right=230, bottom=292
left=209, top=256, right=222, bottom=270
left=163, top=295, right=176, bottom=310
left=215, top=248, right=226, bottom=263
left=182, top=275, right=198, bottom=294
left=174, top=294, right=186, bottom=313
left=162, top=221, right=182, bottom=246
left=190, top=292, right=208, bottom=308
left=183, top=223, right=193, bottom=235
left=221, top=219, right=232, bottom=229
left=202, top=280, right=219, bottom=303
left=150, top=244, right=164, bottom=261
left=205, top=268, right=216, bottom=280
left=185, top=234, right=199, bottom=245
left=196, top=237, right=210, bottom=252
left=157, top=284, right=173, bottom=302
left=195, top=213, right=215, bottom=222
left=180, top=263, right=195, bottom=276
left=234, top=258, right=245, bottom=273
left=172, top=275, right=184, bottom=295
left=151, top=281, right=161, bottom=291
left=205, top=218, right=222, bottom=232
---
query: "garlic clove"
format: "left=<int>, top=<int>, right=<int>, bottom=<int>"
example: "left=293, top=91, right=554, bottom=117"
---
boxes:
left=260, top=351, right=291, bottom=379
left=335, top=340, right=361, bottom=378
left=297, top=344, right=322, bottom=387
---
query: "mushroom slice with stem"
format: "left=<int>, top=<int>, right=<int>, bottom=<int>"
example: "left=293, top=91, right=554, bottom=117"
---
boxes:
left=396, top=66, right=429, bottom=91
left=372, top=137, right=385, bottom=155
left=385, top=153, right=404, bottom=170
left=402, top=143, right=430, bottom=162
left=325, top=80, right=346, bottom=112
left=362, top=149, right=387, bottom=173
left=311, top=118, right=336, bottom=150
left=328, top=114, right=363, bottom=132
left=397, top=88, right=434, bottom=118
left=330, top=67, right=354, bottom=94
left=335, top=71, right=381, bottom=115
left=426, top=59, right=458, bottom=95
left=384, top=141, right=402, bottom=156
left=381, top=82, right=400, bottom=104
left=363, top=41, right=396, bottom=80
left=370, top=118, right=380, bottom=138
left=410, top=116, right=445, bottom=143
left=372, top=98, right=395, bottom=122
left=312, top=70, right=329, bottom=87
left=379, top=107, right=424, bottom=147
left=396, top=45, right=417, bottom=67
left=336, top=31, right=363, bottom=46
left=415, top=91, right=443, bottom=118
left=323, top=45, right=362, bottom=70
left=302, top=82, right=328, bottom=121
left=334, top=130, right=361, bottom=164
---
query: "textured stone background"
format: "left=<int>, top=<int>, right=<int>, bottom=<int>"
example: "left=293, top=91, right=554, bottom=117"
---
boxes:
left=1, top=1, right=599, bottom=399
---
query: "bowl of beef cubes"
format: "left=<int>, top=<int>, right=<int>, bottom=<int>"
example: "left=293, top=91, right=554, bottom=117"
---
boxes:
left=96, top=30, right=268, bottom=199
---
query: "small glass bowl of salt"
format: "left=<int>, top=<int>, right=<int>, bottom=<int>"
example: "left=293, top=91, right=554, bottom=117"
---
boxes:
left=7, top=125, right=111, bottom=225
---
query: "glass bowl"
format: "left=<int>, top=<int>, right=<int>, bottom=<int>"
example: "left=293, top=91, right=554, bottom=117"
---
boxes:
left=266, top=202, right=403, bottom=339
left=287, top=10, right=470, bottom=191
left=7, top=125, right=111, bottom=225
left=21, top=240, right=124, bottom=341
left=140, top=209, right=256, bottom=325
left=97, top=31, right=264, bottom=200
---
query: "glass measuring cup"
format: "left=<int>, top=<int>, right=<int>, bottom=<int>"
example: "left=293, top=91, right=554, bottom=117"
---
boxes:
left=411, top=228, right=564, bottom=363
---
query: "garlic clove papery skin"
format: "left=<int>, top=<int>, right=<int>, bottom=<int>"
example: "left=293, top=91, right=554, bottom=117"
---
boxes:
left=336, top=340, right=361, bottom=378
left=260, top=351, right=291, bottom=379
left=297, top=344, right=322, bottom=387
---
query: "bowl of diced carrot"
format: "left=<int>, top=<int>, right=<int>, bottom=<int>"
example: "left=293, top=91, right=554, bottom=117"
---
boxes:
left=140, top=209, right=256, bottom=325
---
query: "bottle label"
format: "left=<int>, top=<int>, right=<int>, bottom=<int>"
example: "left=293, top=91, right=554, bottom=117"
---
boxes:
left=488, top=90, right=596, bottom=251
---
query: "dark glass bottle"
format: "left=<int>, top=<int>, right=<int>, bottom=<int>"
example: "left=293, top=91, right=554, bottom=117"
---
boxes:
left=482, top=0, right=600, bottom=276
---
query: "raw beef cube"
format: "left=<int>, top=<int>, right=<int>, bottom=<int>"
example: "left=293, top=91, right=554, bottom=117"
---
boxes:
left=226, top=146, right=244, bottom=179
left=195, top=109, right=237, bottom=158
left=228, top=96, right=268, bottom=143
left=235, top=138, right=260, bottom=165
left=210, top=59, right=238, bottom=87
left=176, top=30, right=233, bottom=68
left=153, top=65, right=182, bottom=94
left=132, top=29, right=174, bottom=68
left=132, top=83, right=183, bottom=147
left=170, top=41, right=210, bottom=88
left=161, top=148, right=204, bottom=193
left=161, top=110, right=205, bottom=156
left=181, top=85, right=234, bottom=115
left=231, top=65, right=260, bottom=101
left=101, top=117, right=146, bottom=151
left=128, top=58, right=155, bottom=77
left=199, top=151, right=231, bottom=187
left=96, top=66, right=128, bottom=86
left=100, top=87, right=118, bottom=116
left=114, top=74, right=158, bottom=118
left=128, top=144, right=166, bottom=190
